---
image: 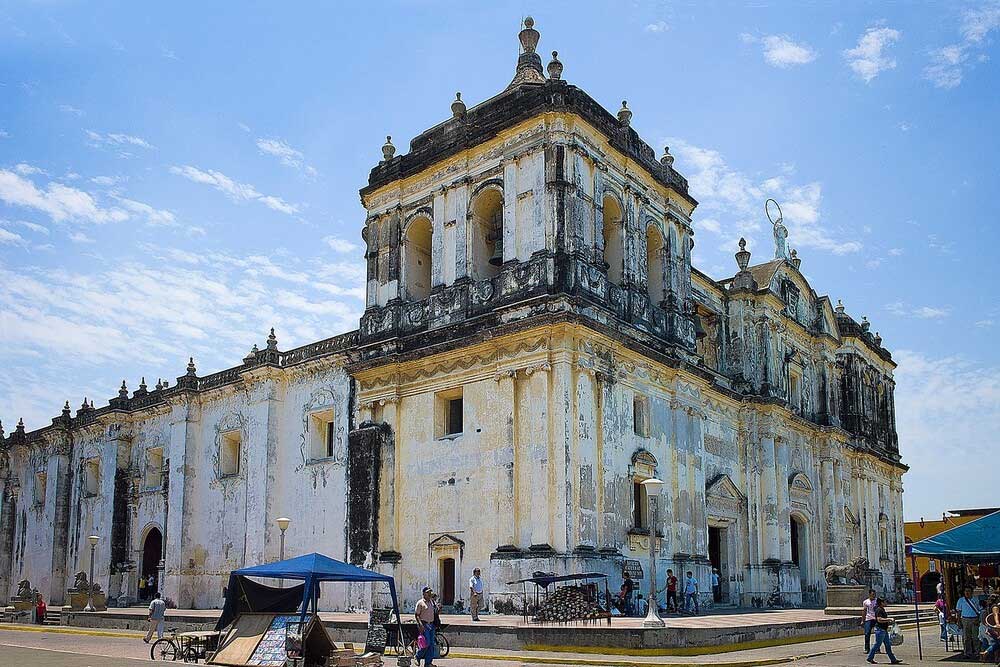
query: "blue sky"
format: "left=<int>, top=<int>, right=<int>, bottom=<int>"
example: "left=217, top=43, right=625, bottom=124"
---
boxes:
left=1, top=1, right=997, bottom=520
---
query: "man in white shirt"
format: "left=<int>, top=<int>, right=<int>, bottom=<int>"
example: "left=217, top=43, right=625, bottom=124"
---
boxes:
left=469, top=568, right=484, bottom=621
left=711, top=568, right=721, bottom=603
left=684, top=571, right=699, bottom=615
left=143, top=591, right=167, bottom=643
left=956, top=586, right=983, bottom=658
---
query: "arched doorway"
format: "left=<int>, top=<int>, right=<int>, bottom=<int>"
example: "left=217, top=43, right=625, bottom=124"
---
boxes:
left=142, top=527, right=162, bottom=600
left=404, top=216, right=433, bottom=301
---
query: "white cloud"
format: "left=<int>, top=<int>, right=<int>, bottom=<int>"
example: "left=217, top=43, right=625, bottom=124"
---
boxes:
left=0, top=169, right=128, bottom=224
left=645, top=21, right=669, bottom=34
left=0, top=130, right=9, bottom=139
left=844, top=27, right=901, bottom=83
left=238, top=122, right=251, bottom=133
left=85, top=130, right=155, bottom=150
left=323, top=236, right=358, bottom=253
left=14, top=163, right=46, bottom=176
left=667, top=138, right=861, bottom=257
left=895, top=350, right=1000, bottom=519
left=759, top=34, right=818, bottom=68
left=888, top=247, right=904, bottom=256
left=2, top=219, right=49, bottom=235
left=976, top=319, right=995, bottom=328
left=170, top=165, right=299, bottom=215
left=886, top=301, right=949, bottom=319
left=897, top=121, right=912, bottom=132
left=90, top=176, right=119, bottom=186
left=923, top=4, right=1000, bottom=89
left=68, top=231, right=95, bottom=244
left=256, top=137, right=318, bottom=177
left=59, top=104, right=84, bottom=116
left=0, top=228, right=25, bottom=244
left=115, top=197, right=178, bottom=227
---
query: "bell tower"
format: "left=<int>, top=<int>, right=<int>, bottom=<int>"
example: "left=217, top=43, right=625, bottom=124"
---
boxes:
left=356, top=17, right=699, bottom=360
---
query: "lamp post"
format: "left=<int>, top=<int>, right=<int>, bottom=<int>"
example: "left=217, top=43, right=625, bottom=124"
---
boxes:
left=84, top=535, right=99, bottom=612
left=277, top=517, right=291, bottom=587
left=641, top=478, right=665, bottom=628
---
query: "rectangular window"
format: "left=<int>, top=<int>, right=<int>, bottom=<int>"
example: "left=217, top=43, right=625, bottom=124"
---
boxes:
left=435, top=387, right=464, bottom=438
left=83, top=459, right=100, bottom=497
left=308, top=409, right=336, bottom=460
left=34, top=471, right=46, bottom=506
left=632, top=480, right=648, bottom=530
left=220, top=430, right=241, bottom=477
left=789, top=372, right=802, bottom=412
left=145, top=447, right=164, bottom=489
left=633, top=394, right=650, bottom=437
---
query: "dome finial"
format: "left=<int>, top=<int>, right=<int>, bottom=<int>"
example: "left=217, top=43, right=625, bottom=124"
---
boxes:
left=451, top=92, right=466, bottom=118
left=381, top=136, right=395, bottom=162
left=267, top=327, right=278, bottom=350
left=735, top=237, right=751, bottom=272
left=508, top=16, right=546, bottom=87
left=618, top=100, right=632, bottom=126
left=660, top=146, right=674, bottom=168
left=547, top=51, right=563, bottom=80
left=519, top=17, right=539, bottom=54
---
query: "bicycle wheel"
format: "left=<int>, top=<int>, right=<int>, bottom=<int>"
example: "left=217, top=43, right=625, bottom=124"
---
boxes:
left=182, top=646, right=200, bottom=663
left=436, top=632, right=450, bottom=658
left=150, top=638, right=179, bottom=661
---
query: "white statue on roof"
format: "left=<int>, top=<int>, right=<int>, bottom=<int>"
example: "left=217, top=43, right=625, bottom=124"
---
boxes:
left=766, top=198, right=790, bottom=261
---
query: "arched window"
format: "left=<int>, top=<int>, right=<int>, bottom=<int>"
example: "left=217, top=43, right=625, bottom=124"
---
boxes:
left=470, top=188, right=503, bottom=281
left=602, top=195, right=624, bottom=285
left=646, top=224, right=665, bottom=303
left=404, top=216, right=433, bottom=300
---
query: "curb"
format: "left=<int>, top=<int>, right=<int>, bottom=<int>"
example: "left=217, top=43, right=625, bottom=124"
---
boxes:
left=0, top=623, right=144, bottom=638
left=446, top=648, right=846, bottom=667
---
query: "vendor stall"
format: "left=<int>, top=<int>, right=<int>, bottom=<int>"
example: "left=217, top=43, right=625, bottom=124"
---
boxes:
left=507, top=572, right=611, bottom=625
left=209, top=553, right=400, bottom=667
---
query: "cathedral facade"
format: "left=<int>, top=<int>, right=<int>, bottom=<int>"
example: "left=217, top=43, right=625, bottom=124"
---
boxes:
left=0, top=20, right=906, bottom=612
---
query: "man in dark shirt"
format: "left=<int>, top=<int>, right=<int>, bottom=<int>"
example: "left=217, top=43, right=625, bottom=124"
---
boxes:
left=665, top=569, right=679, bottom=613
left=866, top=598, right=901, bottom=664
left=622, top=571, right=636, bottom=616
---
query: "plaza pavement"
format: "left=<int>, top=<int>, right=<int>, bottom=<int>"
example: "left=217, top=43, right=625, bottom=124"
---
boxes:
left=0, top=611, right=959, bottom=667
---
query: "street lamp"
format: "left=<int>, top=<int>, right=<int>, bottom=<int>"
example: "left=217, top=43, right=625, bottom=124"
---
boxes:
left=84, top=535, right=99, bottom=612
left=277, top=517, right=291, bottom=587
left=641, top=478, right=665, bottom=628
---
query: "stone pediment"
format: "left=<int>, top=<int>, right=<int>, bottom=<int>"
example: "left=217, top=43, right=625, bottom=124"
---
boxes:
left=788, top=472, right=813, bottom=494
left=428, top=533, right=465, bottom=550
left=706, top=473, right=746, bottom=504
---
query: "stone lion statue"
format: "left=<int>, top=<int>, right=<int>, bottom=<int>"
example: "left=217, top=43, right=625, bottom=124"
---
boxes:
left=71, top=571, right=88, bottom=592
left=824, top=557, right=869, bottom=585
left=15, top=579, right=32, bottom=600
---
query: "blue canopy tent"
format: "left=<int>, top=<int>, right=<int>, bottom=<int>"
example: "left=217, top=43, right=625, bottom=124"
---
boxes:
left=910, top=509, right=1000, bottom=564
left=217, top=553, right=400, bottom=633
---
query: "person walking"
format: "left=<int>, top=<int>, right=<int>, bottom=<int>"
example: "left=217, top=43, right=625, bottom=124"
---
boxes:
left=711, top=568, right=721, bottom=603
left=957, top=585, right=984, bottom=658
left=469, top=568, right=484, bottom=622
left=414, top=586, right=438, bottom=667
left=622, top=571, right=636, bottom=616
left=865, top=597, right=901, bottom=664
left=935, top=595, right=948, bottom=642
left=138, top=574, right=146, bottom=601
left=861, top=589, right=879, bottom=654
left=34, top=595, right=46, bottom=625
left=684, top=571, right=699, bottom=615
left=665, top=569, right=679, bottom=613
left=981, top=602, right=1000, bottom=662
left=143, top=591, right=167, bottom=643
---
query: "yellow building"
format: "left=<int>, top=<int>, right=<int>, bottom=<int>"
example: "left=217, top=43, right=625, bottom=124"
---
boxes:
left=905, top=508, right=999, bottom=601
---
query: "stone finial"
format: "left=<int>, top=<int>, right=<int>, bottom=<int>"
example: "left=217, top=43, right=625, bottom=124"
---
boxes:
left=660, top=146, right=674, bottom=168
left=451, top=92, right=466, bottom=118
left=16, top=418, right=25, bottom=434
left=118, top=381, right=129, bottom=399
left=138, top=377, right=147, bottom=392
left=0, top=420, right=4, bottom=440
left=155, top=378, right=163, bottom=391
left=62, top=401, right=71, bottom=418
left=736, top=237, right=751, bottom=272
left=790, top=248, right=801, bottom=270
left=381, top=136, right=395, bottom=162
left=80, top=397, right=90, bottom=411
left=267, top=327, right=278, bottom=350
left=874, top=331, right=883, bottom=347
left=519, top=16, right=539, bottom=54
left=547, top=51, right=563, bottom=80
left=860, top=316, right=870, bottom=332
left=243, top=346, right=257, bottom=364
left=835, top=299, right=845, bottom=314
left=185, top=357, right=197, bottom=376
left=618, top=100, right=632, bottom=126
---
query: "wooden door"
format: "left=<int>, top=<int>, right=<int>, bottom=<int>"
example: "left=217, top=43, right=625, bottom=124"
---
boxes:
left=441, top=558, right=455, bottom=606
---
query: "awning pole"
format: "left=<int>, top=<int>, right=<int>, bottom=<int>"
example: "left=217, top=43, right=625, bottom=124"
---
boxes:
left=911, top=554, right=923, bottom=661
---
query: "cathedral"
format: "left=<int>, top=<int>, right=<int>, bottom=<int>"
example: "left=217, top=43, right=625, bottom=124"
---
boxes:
left=0, top=19, right=906, bottom=612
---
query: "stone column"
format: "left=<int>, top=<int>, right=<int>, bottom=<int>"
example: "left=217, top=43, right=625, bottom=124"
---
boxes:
left=688, top=408, right=707, bottom=559
left=759, top=428, right=780, bottom=561
left=49, top=444, right=73, bottom=605
left=502, top=160, right=518, bottom=263
left=242, top=375, right=280, bottom=566
left=0, top=476, right=16, bottom=604
left=833, top=459, right=845, bottom=562
left=454, top=180, right=470, bottom=282
left=549, top=357, right=572, bottom=553
left=671, top=401, right=691, bottom=554
left=821, top=458, right=836, bottom=565
left=775, top=437, right=791, bottom=562
left=377, top=399, right=400, bottom=557
left=431, top=188, right=446, bottom=288
left=495, top=371, right=517, bottom=550
left=163, top=400, right=198, bottom=606
left=574, top=368, right=599, bottom=549
left=526, top=364, right=551, bottom=550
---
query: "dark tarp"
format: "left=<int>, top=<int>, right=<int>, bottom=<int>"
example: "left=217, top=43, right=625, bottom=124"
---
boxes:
left=214, top=576, right=304, bottom=631
left=217, top=553, right=400, bottom=632
left=910, top=510, right=1000, bottom=564
left=507, top=571, right=609, bottom=588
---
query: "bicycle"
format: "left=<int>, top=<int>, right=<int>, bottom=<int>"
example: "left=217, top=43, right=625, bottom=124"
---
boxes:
left=150, top=627, right=198, bottom=662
